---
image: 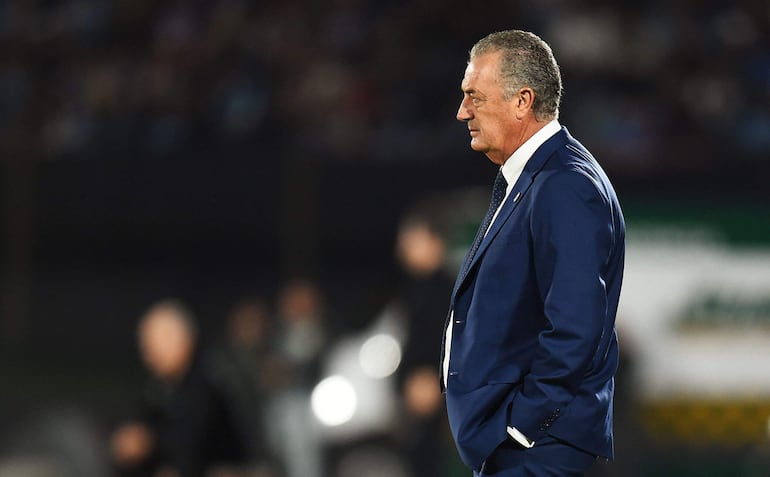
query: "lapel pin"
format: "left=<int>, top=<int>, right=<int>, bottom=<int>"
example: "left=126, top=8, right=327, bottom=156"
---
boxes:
left=513, top=192, right=521, bottom=202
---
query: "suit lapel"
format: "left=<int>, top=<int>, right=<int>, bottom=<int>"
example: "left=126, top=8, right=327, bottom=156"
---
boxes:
left=452, top=127, right=570, bottom=301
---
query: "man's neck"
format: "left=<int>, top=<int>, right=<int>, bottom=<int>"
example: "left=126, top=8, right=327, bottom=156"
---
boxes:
left=489, top=117, right=553, bottom=165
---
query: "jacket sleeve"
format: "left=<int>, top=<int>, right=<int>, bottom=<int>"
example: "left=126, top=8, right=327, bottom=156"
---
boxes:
left=507, top=169, right=614, bottom=441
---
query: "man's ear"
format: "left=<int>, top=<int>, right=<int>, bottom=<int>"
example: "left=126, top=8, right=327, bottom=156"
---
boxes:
left=514, top=87, right=535, bottom=119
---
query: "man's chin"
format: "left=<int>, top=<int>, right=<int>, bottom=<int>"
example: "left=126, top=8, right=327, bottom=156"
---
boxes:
left=469, top=140, right=487, bottom=152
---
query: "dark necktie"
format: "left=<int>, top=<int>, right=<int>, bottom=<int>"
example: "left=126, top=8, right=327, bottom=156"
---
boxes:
left=460, top=169, right=508, bottom=278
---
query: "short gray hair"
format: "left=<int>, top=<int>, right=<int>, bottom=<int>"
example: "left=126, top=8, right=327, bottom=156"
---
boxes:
left=470, top=30, right=562, bottom=121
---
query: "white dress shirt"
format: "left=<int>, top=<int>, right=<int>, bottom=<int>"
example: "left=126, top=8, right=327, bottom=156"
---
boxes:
left=444, top=119, right=561, bottom=448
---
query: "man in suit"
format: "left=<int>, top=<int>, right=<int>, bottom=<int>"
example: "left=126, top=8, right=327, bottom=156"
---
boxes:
left=441, top=30, right=625, bottom=476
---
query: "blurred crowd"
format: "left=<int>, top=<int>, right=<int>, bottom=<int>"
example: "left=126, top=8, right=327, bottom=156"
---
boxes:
left=0, top=202, right=452, bottom=477
left=109, top=281, right=328, bottom=477
left=1, top=0, right=768, bottom=167
left=104, top=204, right=456, bottom=477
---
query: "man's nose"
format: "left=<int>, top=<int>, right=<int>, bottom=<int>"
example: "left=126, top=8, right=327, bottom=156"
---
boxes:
left=457, top=99, right=472, bottom=122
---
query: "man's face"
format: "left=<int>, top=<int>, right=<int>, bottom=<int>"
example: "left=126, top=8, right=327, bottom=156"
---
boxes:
left=456, top=51, right=521, bottom=165
left=396, top=224, right=445, bottom=275
left=139, top=311, right=194, bottom=381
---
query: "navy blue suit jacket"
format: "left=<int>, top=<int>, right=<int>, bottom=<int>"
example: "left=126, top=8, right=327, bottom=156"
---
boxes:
left=441, top=127, right=625, bottom=471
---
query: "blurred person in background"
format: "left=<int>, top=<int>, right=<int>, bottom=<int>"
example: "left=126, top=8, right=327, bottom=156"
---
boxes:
left=264, top=279, right=332, bottom=477
left=210, top=297, right=285, bottom=476
left=392, top=204, right=454, bottom=477
left=111, top=299, right=254, bottom=477
left=442, top=30, right=625, bottom=476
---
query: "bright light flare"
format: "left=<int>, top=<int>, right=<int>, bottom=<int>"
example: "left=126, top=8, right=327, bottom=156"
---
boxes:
left=359, top=333, right=402, bottom=378
left=311, top=375, right=357, bottom=426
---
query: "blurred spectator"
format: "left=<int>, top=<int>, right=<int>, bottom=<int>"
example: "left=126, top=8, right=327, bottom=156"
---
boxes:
left=111, top=299, right=254, bottom=477
left=264, top=279, right=334, bottom=477
left=392, top=204, right=454, bottom=477
left=209, top=297, right=283, bottom=476
left=221, top=297, right=275, bottom=406
left=274, top=280, right=330, bottom=389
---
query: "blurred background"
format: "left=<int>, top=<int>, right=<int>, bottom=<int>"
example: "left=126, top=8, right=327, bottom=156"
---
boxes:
left=1, top=0, right=770, bottom=476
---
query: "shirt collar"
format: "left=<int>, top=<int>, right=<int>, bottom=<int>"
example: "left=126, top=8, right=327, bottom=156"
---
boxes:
left=500, top=119, right=561, bottom=191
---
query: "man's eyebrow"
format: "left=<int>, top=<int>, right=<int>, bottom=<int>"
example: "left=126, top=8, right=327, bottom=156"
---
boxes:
left=464, top=89, right=486, bottom=99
